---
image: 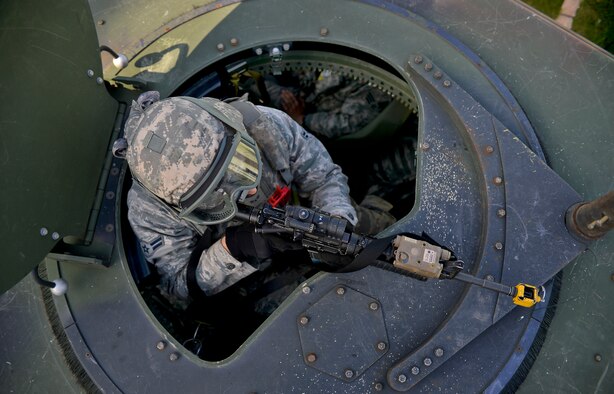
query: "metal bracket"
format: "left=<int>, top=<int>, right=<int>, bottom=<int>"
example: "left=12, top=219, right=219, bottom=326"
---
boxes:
left=386, top=55, right=585, bottom=391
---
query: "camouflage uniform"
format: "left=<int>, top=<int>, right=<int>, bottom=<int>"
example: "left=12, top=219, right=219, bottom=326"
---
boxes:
left=264, top=70, right=392, bottom=139
left=126, top=96, right=361, bottom=304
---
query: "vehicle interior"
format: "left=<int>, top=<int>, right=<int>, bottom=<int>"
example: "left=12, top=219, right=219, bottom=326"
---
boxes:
left=122, top=43, right=421, bottom=361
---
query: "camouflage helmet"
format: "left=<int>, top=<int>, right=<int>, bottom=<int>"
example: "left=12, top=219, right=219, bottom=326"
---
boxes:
left=124, top=92, right=261, bottom=218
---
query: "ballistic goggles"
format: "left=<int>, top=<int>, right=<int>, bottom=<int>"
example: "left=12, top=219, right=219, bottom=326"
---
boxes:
left=178, top=130, right=262, bottom=225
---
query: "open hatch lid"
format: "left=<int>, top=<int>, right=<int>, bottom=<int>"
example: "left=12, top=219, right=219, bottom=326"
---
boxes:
left=0, top=1, right=118, bottom=294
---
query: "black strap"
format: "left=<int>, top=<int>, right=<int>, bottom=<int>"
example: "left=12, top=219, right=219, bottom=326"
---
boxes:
left=186, top=229, right=213, bottom=302
left=336, top=235, right=397, bottom=273
left=229, top=101, right=262, bottom=126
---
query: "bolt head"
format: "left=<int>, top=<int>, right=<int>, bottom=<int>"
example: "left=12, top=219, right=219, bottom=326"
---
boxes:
left=344, top=369, right=354, bottom=379
left=377, top=342, right=387, bottom=351
left=302, top=286, right=311, bottom=294
left=434, top=347, right=444, bottom=357
left=51, top=232, right=60, bottom=240
left=485, top=275, right=495, bottom=281
left=336, top=287, right=346, bottom=295
left=493, top=176, right=503, bottom=185
left=414, top=55, right=423, bottom=64
left=97, top=19, right=105, bottom=25
left=495, top=242, right=504, bottom=250
left=374, top=382, right=384, bottom=391
left=216, top=43, right=225, bottom=51
left=485, top=145, right=494, bottom=154
left=397, top=374, right=407, bottom=383
left=424, top=63, right=433, bottom=71
left=283, top=43, right=290, bottom=51
left=306, top=353, right=317, bottom=363
left=156, top=341, right=166, bottom=350
left=423, top=357, right=432, bottom=366
left=40, top=227, right=48, bottom=236
left=443, top=80, right=452, bottom=87
left=595, top=353, right=602, bottom=362
left=420, top=142, right=430, bottom=151
left=230, top=38, right=239, bottom=46
left=433, top=71, right=443, bottom=80
left=320, top=27, right=329, bottom=36
left=369, top=302, right=379, bottom=311
left=411, top=366, right=420, bottom=375
left=169, top=353, right=179, bottom=361
left=255, top=48, right=263, bottom=56
left=497, top=209, right=506, bottom=218
left=299, top=316, right=309, bottom=326
left=96, top=77, right=104, bottom=85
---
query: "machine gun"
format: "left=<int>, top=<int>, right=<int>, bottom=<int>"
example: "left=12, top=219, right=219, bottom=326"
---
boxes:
left=235, top=203, right=545, bottom=308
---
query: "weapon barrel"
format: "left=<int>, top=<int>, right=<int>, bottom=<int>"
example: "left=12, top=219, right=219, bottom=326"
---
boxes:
left=454, top=272, right=514, bottom=296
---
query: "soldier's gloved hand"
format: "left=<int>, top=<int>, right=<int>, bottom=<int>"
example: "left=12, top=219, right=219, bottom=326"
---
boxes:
left=224, top=224, right=303, bottom=267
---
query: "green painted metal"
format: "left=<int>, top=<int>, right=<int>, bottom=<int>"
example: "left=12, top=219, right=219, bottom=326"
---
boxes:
left=0, top=0, right=119, bottom=294
left=405, top=2, right=614, bottom=392
left=0, top=0, right=612, bottom=391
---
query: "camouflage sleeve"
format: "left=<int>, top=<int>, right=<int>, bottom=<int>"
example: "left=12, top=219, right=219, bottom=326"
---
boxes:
left=256, top=106, right=358, bottom=224
left=127, top=185, right=256, bottom=303
left=304, top=85, right=391, bottom=139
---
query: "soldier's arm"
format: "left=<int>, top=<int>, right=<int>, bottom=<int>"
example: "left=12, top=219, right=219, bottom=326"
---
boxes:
left=257, top=107, right=358, bottom=225
left=126, top=186, right=255, bottom=303
left=304, top=85, right=391, bottom=138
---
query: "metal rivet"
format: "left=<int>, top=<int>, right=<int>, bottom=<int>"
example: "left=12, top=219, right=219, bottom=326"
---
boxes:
left=397, top=374, right=407, bottom=383
left=420, top=142, right=430, bottom=151
left=434, top=348, right=444, bottom=357
left=411, top=366, right=420, bottom=375
left=497, top=209, right=506, bottom=218
left=86, top=70, right=94, bottom=78
left=320, top=27, right=329, bottom=36
left=85, top=352, right=92, bottom=358
left=485, top=275, right=495, bottom=281
left=96, top=77, right=104, bottom=85
left=377, top=341, right=387, bottom=351
left=374, top=382, right=384, bottom=391
left=344, top=369, right=354, bottom=379
left=283, top=43, right=290, bottom=51
left=423, top=357, right=432, bottom=366
left=424, top=63, right=433, bottom=72
left=433, top=71, right=443, bottom=80
left=97, top=19, right=105, bottom=26
left=169, top=353, right=179, bottom=361
left=40, top=227, right=49, bottom=236
left=51, top=232, right=60, bottom=240
left=216, top=43, right=225, bottom=51
left=110, top=167, right=120, bottom=176
left=336, top=287, right=346, bottom=295
left=105, top=224, right=114, bottom=233
left=306, top=353, right=317, bottom=363
left=485, top=145, right=494, bottom=154
left=369, top=302, right=379, bottom=311
left=493, top=176, right=503, bottom=185
left=595, top=354, right=602, bottom=362
left=106, top=191, right=115, bottom=199
left=230, top=38, right=239, bottom=46
left=299, top=316, right=309, bottom=326
left=302, top=286, right=311, bottom=294
left=494, top=242, right=504, bottom=250
left=156, top=341, right=166, bottom=350
left=443, top=80, right=452, bottom=88
left=414, top=55, right=423, bottom=64
left=255, top=48, right=263, bottom=55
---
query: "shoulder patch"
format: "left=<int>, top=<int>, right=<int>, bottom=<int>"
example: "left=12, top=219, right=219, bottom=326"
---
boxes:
left=140, top=236, right=164, bottom=259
